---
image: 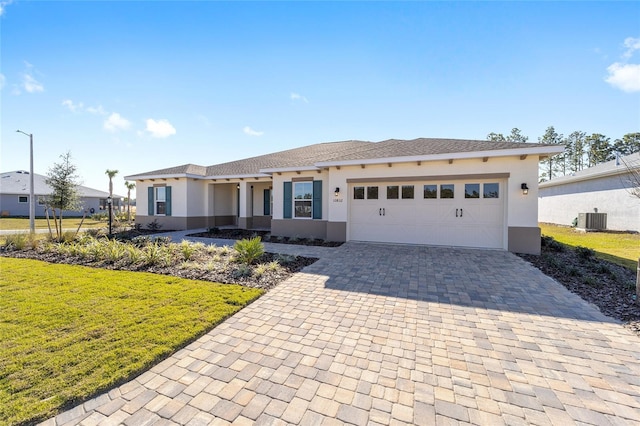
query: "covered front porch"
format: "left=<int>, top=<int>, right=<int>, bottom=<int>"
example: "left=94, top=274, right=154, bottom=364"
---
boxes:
left=205, top=180, right=272, bottom=231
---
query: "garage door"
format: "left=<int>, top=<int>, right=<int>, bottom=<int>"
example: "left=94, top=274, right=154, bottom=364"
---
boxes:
left=348, top=179, right=506, bottom=249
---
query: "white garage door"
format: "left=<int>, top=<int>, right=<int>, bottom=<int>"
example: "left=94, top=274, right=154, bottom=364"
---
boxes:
left=349, top=179, right=506, bottom=249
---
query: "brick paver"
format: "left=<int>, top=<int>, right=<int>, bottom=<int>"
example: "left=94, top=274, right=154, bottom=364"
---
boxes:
left=43, top=242, right=640, bottom=425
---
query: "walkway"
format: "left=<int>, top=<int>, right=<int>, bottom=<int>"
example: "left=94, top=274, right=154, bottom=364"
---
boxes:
left=43, top=242, right=640, bottom=425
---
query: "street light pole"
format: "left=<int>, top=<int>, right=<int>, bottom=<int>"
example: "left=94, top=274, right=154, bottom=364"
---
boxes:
left=16, top=130, right=35, bottom=234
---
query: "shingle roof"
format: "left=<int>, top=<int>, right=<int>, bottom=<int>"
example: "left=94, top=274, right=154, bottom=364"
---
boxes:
left=540, top=151, right=640, bottom=187
left=126, top=138, right=560, bottom=179
left=0, top=171, right=123, bottom=198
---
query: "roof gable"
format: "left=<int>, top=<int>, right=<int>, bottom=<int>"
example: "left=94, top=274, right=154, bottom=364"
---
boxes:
left=0, top=171, right=121, bottom=198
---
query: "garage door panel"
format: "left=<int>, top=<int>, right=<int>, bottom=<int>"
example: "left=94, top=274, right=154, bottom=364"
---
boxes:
left=349, top=179, right=505, bottom=249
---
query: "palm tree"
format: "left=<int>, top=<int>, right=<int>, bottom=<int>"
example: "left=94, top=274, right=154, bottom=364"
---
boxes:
left=124, top=181, right=136, bottom=222
left=105, top=169, right=119, bottom=214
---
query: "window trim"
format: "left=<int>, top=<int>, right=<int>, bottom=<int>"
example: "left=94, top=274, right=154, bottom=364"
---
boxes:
left=293, top=181, right=313, bottom=219
left=18, top=196, right=28, bottom=203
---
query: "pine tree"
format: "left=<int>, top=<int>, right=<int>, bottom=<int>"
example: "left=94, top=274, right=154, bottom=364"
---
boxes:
left=538, top=126, right=563, bottom=181
left=585, top=133, right=612, bottom=167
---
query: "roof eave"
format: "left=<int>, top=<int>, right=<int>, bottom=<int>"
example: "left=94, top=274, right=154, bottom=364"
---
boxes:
left=124, top=173, right=204, bottom=181
left=259, top=166, right=321, bottom=174
left=315, top=146, right=566, bottom=167
left=205, top=173, right=272, bottom=180
left=540, top=165, right=638, bottom=188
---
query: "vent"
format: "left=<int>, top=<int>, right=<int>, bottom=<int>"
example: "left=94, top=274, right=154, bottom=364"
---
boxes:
left=577, top=213, right=607, bottom=231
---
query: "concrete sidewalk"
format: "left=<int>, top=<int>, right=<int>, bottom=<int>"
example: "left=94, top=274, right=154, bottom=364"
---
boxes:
left=43, top=243, right=640, bottom=425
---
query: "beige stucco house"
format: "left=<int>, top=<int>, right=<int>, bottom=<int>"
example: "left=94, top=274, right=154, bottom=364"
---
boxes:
left=125, top=138, right=564, bottom=254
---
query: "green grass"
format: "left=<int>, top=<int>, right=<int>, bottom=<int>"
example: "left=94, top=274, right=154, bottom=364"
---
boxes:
left=0, top=217, right=106, bottom=230
left=0, top=257, right=263, bottom=425
left=540, top=223, right=640, bottom=271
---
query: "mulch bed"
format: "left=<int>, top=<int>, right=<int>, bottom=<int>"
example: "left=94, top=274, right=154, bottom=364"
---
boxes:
left=518, top=238, right=639, bottom=337
left=189, top=228, right=343, bottom=247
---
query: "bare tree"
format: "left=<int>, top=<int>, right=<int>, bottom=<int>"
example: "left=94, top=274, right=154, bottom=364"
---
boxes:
left=620, top=154, right=640, bottom=199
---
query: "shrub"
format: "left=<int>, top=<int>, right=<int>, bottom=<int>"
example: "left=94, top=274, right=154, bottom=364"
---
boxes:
left=208, top=227, right=220, bottom=234
left=575, top=246, right=595, bottom=260
left=146, top=219, right=163, bottom=231
left=583, top=276, right=602, bottom=288
left=3, top=233, right=34, bottom=251
left=541, top=236, right=563, bottom=252
left=232, top=264, right=253, bottom=278
left=142, top=243, right=167, bottom=266
left=276, top=253, right=297, bottom=265
left=233, top=237, right=265, bottom=265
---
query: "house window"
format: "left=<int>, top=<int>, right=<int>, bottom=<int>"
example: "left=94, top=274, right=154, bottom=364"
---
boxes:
left=156, top=187, right=167, bottom=215
left=367, top=186, right=379, bottom=200
left=387, top=186, right=399, bottom=199
left=18, top=196, right=28, bottom=203
left=440, top=184, right=454, bottom=199
left=423, top=185, right=437, bottom=199
left=483, top=183, right=499, bottom=198
left=354, top=186, right=365, bottom=200
left=401, top=185, right=414, bottom=199
left=294, top=181, right=313, bottom=218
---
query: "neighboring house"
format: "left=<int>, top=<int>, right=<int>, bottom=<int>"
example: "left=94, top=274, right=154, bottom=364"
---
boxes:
left=125, top=138, right=564, bottom=254
left=0, top=170, right=124, bottom=218
left=539, top=152, right=640, bottom=232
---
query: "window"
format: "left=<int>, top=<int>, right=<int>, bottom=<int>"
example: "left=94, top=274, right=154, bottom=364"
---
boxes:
left=401, top=185, right=414, bottom=199
left=354, top=186, right=365, bottom=200
left=465, top=184, right=480, bottom=199
left=423, top=185, right=437, bottom=199
left=367, top=186, right=379, bottom=199
left=294, top=181, right=313, bottom=218
left=440, top=184, right=454, bottom=199
left=387, top=185, right=399, bottom=199
left=483, top=183, right=499, bottom=198
left=156, top=187, right=167, bottom=215
left=18, top=196, right=28, bottom=203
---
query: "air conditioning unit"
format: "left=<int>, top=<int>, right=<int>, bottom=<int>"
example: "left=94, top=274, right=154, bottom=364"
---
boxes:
left=577, top=213, right=607, bottom=230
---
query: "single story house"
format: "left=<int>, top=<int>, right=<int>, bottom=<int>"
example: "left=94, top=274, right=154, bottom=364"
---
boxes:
left=125, top=138, right=564, bottom=254
left=539, top=152, right=640, bottom=232
left=0, top=170, right=124, bottom=218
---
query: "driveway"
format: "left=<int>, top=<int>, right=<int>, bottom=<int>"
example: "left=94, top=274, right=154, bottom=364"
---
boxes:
left=44, top=243, right=640, bottom=425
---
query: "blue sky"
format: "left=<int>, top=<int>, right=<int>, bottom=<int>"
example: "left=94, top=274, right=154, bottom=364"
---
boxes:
left=1, top=1, right=639, bottom=198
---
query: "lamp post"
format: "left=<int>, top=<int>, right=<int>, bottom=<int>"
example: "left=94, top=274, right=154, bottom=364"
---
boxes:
left=16, top=130, right=35, bottom=234
left=107, top=196, right=113, bottom=237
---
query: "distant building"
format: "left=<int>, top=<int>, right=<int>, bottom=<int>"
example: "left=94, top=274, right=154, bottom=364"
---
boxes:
left=0, top=170, right=124, bottom=218
left=539, top=152, right=640, bottom=232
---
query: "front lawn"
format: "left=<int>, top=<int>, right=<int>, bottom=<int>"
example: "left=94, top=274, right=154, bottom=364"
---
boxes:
left=0, top=217, right=106, bottom=231
left=0, top=257, right=263, bottom=426
left=539, top=223, right=639, bottom=271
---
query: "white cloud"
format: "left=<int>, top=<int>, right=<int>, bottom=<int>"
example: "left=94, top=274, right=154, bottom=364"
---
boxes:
left=605, top=37, right=640, bottom=93
left=145, top=118, right=176, bottom=138
left=243, top=126, right=264, bottom=136
left=62, top=99, right=84, bottom=113
left=622, top=37, right=640, bottom=60
left=104, top=113, right=132, bottom=132
left=0, top=0, right=14, bottom=16
left=290, top=92, right=309, bottom=103
left=22, top=73, right=43, bottom=93
left=605, top=63, right=640, bottom=93
left=87, top=105, right=107, bottom=115
left=0, top=73, right=5, bottom=90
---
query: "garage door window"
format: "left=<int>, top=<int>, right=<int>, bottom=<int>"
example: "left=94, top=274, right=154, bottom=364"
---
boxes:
left=483, top=183, right=499, bottom=198
left=465, top=184, right=480, bottom=199
left=423, top=185, right=437, bottom=199
left=367, top=186, right=379, bottom=199
left=440, top=184, right=454, bottom=199
left=387, top=186, right=399, bottom=199
left=354, top=186, right=365, bottom=200
left=402, top=185, right=414, bottom=199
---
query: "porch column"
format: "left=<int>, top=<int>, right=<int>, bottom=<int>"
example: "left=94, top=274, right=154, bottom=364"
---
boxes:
left=237, top=181, right=254, bottom=229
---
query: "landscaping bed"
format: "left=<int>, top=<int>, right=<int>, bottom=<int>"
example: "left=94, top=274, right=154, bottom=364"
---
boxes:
left=518, top=236, right=639, bottom=336
left=1, top=235, right=318, bottom=291
left=189, top=228, right=344, bottom=247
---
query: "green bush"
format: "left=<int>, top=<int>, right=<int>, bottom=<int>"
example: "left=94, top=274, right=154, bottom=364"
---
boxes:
left=575, top=246, right=595, bottom=259
left=233, top=237, right=265, bottom=265
left=3, top=233, right=37, bottom=251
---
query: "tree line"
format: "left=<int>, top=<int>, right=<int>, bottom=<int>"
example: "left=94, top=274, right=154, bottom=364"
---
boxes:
left=487, top=127, right=640, bottom=182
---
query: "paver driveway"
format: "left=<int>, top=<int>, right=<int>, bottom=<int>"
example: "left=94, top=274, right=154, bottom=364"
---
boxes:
left=44, top=243, right=640, bottom=425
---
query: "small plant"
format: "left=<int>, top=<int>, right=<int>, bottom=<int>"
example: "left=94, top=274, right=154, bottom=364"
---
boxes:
left=267, top=260, right=280, bottom=271
left=583, top=276, right=602, bottom=288
left=153, top=236, right=171, bottom=246
left=146, top=219, right=163, bottom=231
left=276, top=253, right=297, bottom=265
left=3, top=233, right=32, bottom=251
left=142, top=243, right=167, bottom=266
left=208, top=226, right=220, bottom=234
left=233, top=237, right=265, bottom=265
left=178, top=241, right=198, bottom=261
left=289, top=235, right=300, bottom=243
left=232, top=264, right=253, bottom=278
left=125, top=245, right=142, bottom=264
left=541, top=235, right=563, bottom=252
left=206, top=244, right=219, bottom=254
left=575, top=246, right=595, bottom=260
left=254, top=263, right=269, bottom=277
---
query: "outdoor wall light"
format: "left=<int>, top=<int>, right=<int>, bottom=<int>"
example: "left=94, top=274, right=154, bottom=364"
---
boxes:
left=236, top=183, right=240, bottom=189
left=521, top=183, right=529, bottom=195
left=335, top=187, right=340, bottom=196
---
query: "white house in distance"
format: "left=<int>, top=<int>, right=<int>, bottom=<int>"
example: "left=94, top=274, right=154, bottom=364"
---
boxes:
left=125, top=138, right=564, bottom=254
left=0, top=170, right=124, bottom=217
left=539, top=152, right=640, bottom=232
